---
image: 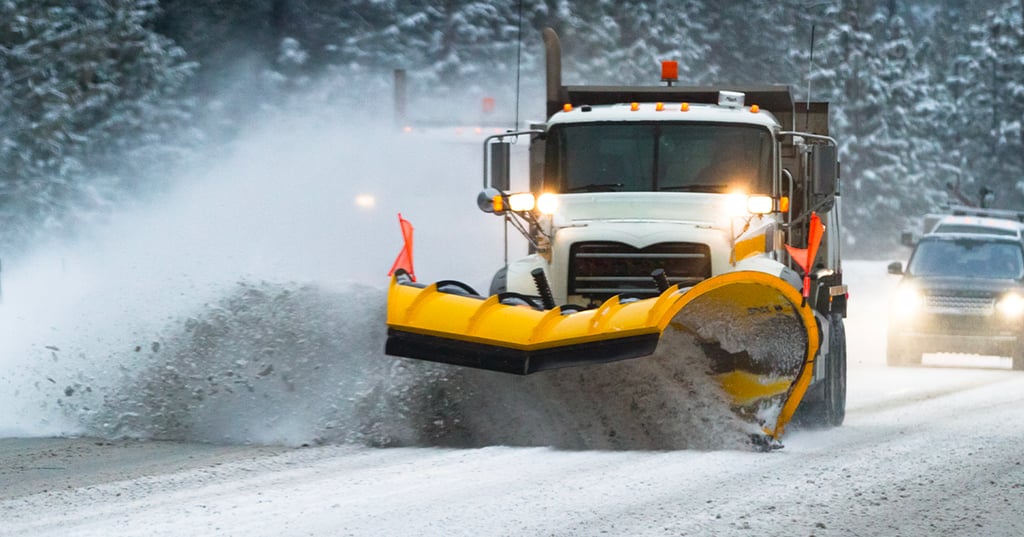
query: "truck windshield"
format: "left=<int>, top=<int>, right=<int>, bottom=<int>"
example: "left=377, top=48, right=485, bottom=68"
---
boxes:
left=908, top=238, right=1024, bottom=280
left=546, top=122, right=773, bottom=194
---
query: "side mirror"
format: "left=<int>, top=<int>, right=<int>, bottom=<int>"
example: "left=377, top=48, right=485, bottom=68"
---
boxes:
left=488, top=141, right=510, bottom=191
left=477, top=188, right=503, bottom=214
left=810, top=144, right=838, bottom=197
left=887, top=261, right=904, bottom=275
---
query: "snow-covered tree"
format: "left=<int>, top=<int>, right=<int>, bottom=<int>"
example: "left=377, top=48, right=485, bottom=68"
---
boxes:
left=1, top=0, right=1020, bottom=257
left=555, top=0, right=713, bottom=86
left=0, top=0, right=197, bottom=252
left=809, top=1, right=953, bottom=255
left=958, top=0, right=1024, bottom=207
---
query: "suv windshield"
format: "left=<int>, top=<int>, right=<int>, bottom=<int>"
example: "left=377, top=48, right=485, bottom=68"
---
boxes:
left=545, top=122, right=773, bottom=194
left=908, top=238, right=1024, bottom=279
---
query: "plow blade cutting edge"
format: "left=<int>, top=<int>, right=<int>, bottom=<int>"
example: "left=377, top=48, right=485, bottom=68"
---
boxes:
left=385, top=269, right=819, bottom=439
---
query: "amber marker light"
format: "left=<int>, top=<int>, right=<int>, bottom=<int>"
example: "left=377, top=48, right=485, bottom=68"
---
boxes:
left=563, top=103, right=573, bottom=112
left=779, top=196, right=790, bottom=213
left=661, top=60, right=679, bottom=82
left=631, top=102, right=640, bottom=111
left=681, top=102, right=690, bottom=111
left=750, top=104, right=760, bottom=113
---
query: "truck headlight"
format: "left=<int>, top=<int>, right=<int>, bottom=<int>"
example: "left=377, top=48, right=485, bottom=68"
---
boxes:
left=997, top=293, right=1024, bottom=318
left=536, top=193, right=559, bottom=214
left=892, top=285, right=923, bottom=318
left=726, top=192, right=749, bottom=216
left=507, top=192, right=536, bottom=212
left=746, top=195, right=774, bottom=215
left=726, top=192, right=775, bottom=216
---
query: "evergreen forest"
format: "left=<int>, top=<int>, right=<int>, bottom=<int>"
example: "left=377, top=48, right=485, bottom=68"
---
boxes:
left=1, top=0, right=1022, bottom=257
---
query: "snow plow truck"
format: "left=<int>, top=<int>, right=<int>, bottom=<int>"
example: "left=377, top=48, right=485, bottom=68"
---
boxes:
left=385, top=28, right=847, bottom=444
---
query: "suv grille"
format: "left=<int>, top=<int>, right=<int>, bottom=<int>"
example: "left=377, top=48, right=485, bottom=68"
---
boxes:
left=924, top=294, right=994, bottom=315
left=568, top=241, right=711, bottom=301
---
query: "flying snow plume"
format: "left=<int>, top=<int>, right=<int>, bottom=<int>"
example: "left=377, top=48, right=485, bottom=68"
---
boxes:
left=0, top=97, right=751, bottom=450
left=47, top=280, right=749, bottom=450
left=0, top=105, right=501, bottom=439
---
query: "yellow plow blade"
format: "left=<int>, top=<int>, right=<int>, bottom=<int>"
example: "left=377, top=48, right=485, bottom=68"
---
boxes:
left=385, top=270, right=818, bottom=439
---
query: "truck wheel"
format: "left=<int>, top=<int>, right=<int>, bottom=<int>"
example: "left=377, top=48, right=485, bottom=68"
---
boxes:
left=824, top=314, right=847, bottom=426
left=794, top=314, right=846, bottom=428
left=488, top=266, right=508, bottom=296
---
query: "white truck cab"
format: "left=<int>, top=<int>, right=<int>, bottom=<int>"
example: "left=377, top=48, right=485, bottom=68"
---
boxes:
left=493, top=94, right=804, bottom=307
left=483, top=93, right=842, bottom=313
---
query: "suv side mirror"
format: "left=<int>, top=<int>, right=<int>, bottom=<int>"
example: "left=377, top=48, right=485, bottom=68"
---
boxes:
left=887, top=261, right=904, bottom=275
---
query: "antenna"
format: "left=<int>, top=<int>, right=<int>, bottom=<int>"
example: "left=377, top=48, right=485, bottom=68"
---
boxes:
left=804, top=24, right=816, bottom=131
left=504, top=0, right=526, bottom=266
left=514, top=0, right=523, bottom=130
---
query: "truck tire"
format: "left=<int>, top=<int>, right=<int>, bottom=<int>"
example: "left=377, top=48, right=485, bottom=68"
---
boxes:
left=824, top=314, right=847, bottom=426
left=795, top=314, right=846, bottom=428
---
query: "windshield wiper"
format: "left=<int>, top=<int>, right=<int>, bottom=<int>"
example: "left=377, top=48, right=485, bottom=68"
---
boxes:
left=564, top=182, right=624, bottom=193
left=657, top=184, right=729, bottom=193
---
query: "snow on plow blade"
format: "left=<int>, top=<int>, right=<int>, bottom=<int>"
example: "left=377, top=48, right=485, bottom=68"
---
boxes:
left=385, top=270, right=819, bottom=438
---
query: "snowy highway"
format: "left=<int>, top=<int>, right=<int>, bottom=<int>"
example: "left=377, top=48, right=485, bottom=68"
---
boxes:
left=3, top=2, right=1022, bottom=534
left=3, top=261, right=1024, bottom=537
left=1, top=130, right=1022, bottom=536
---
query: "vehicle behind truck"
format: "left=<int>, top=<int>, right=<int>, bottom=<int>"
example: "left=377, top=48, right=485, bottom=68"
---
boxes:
left=889, top=227, right=1024, bottom=369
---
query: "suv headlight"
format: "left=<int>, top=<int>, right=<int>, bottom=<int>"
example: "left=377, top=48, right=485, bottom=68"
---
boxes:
left=892, top=285, right=923, bottom=318
left=996, top=293, right=1024, bottom=318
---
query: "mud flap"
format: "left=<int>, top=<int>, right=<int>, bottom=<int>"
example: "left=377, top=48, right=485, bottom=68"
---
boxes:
left=385, top=270, right=818, bottom=439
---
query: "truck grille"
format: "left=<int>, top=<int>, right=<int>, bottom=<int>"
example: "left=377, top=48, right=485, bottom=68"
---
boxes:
left=568, top=241, right=711, bottom=301
left=924, top=294, right=994, bottom=315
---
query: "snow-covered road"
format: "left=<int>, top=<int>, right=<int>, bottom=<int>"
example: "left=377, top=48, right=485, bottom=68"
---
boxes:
left=3, top=261, right=1024, bottom=536
left=1, top=126, right=1021, bottom=535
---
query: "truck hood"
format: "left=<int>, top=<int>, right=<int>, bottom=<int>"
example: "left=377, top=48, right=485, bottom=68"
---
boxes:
left=551, top=192, right=740, bottom=228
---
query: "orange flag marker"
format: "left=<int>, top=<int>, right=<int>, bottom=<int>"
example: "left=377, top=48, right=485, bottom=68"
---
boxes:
left=388, top=213, right=415, bottom=281
left=784, top=212, right=824, bottom=300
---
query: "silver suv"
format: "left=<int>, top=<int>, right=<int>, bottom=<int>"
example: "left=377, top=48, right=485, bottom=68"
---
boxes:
left=887, top=233, right=1024, bottom=369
